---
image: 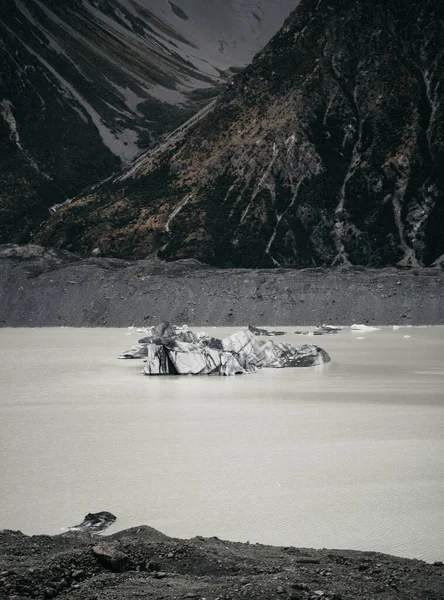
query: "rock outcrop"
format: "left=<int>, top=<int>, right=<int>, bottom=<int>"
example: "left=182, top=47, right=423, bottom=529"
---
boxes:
left=34, top=0, right=444, bottom=269
left=119, top=324, right=330, bottom=375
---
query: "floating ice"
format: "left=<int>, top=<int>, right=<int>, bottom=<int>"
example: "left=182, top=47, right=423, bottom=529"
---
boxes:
left=119, top=323, right=331, bottom=375
left=68, top=511, right=116, bottom=534
left=351, top=324, right=381, bottom=332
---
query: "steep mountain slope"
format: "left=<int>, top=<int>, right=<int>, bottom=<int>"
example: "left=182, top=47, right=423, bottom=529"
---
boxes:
left=0, top=0, right=296, bottom=243
left=35, top=0, right=444, bottom=268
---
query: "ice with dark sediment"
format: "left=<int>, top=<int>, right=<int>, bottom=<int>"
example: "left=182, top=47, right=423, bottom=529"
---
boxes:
left=222, top=329, right=330, bottom=369
left=68, top=511, right=116, bottom=534
left=248, top=324, right=285, bottom=336
left=118, top=322, right=331, bottom=375
left=316, top=324, right=342, bottom=334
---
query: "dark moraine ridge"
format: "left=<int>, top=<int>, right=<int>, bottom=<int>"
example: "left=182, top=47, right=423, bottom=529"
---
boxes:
left=0, top=525, right=443, bottom=600
left=1, top=245, right=443, bottom=327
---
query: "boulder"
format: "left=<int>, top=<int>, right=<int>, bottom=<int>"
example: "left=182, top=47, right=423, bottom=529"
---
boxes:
left=92, top=545, right=130, bottom=572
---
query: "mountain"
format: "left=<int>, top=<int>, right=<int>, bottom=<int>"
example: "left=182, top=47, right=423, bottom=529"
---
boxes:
left=34, top=0, right=444, bottom=268
left=0, top=0, right=297, bottom=244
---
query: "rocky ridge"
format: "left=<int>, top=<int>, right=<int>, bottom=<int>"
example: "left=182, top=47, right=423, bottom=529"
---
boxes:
left=0, top=525, right=443, bottom=600
left=34, top=0, right=444, bottom=269
left=0, top=0, right=296, bottom=244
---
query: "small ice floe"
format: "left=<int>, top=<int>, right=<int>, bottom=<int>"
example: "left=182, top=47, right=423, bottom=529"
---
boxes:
left=174, top=324, right=189, bottom=332
left=393, top=325, right=401, bottom=330
left=351, top=324, right=381, bottom=332
left=68, top=511, right=116, bottom=534
left=317, top=324, right=342, bottom=334
left=248, top=324, right=285, bottom=336
left=403, top=335, right=411, bottom=339
left=356, top=337, right=365, bottom=340
left=134, top=326, right=154, bottom=335
left=119, top=344, right=148, bottom=359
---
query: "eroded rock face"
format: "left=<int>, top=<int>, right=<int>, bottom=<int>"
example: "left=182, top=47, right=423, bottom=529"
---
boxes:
left=119, top=325, right=330, bottom=375
left=36, top=0, right=444, bottom=268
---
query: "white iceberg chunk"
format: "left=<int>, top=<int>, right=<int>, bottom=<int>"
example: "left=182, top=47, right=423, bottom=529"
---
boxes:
left=351, top=324, right=381, bottom=332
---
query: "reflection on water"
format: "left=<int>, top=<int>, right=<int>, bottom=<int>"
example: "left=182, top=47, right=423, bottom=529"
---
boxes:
left=0, top=326, right=443, bottom=562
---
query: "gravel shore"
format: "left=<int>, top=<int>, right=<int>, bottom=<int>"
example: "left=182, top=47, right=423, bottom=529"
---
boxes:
left=1, top=526, right=443, bottom=600
left=1, top=245, right=443, bottom=327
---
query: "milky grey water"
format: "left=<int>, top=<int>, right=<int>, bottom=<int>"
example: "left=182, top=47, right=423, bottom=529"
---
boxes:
left=0, top=327, right=443, bottom=562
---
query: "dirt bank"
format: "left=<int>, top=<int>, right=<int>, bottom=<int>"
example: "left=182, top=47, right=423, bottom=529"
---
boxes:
left=1, top=245, right=444, bottom=327
left=1, top=525, right=443, bottom=600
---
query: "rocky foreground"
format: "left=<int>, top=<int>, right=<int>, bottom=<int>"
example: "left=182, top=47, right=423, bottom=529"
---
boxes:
left=1, top=245, right=444, bottom=327
left=0, top=525, right=443, bottom=600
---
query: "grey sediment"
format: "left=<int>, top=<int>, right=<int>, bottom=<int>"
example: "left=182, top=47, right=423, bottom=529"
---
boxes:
left=1, top=245, right=443, bottom=327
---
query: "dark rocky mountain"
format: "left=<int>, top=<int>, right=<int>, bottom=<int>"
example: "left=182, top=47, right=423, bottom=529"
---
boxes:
left=0, top=0, right=296, bottom=244
left=33, top=0, right=444, bottom=269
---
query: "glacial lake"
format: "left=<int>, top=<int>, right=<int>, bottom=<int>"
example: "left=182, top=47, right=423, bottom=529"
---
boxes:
left=0, top=326, right=443, bottom=562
